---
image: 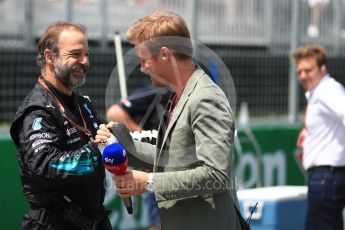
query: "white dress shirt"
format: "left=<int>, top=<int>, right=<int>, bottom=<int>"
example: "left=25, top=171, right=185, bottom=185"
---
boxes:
left=303, top=74, right=345, bottom=170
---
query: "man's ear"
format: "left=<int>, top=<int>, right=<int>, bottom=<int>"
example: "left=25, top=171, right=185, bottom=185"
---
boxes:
left=160, top=47, right=171, bottom=62
left=43, top=49, right=53, bottom=64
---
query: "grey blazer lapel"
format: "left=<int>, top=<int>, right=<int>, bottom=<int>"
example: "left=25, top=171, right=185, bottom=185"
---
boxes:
left=153, top=96, right=172, bottom=172
left=156, top=68, right=204, bottom=164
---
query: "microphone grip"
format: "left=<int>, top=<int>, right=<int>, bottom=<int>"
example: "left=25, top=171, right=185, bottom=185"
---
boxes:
left=102, top=142, right=133, bottom=214
left=123, top=197, right=133, bottom=214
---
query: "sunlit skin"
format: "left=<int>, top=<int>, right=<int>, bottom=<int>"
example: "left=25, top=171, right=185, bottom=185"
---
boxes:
left=43, top=29, right=89, bottom=95
left=296, top=57, right=327, bottom=91
left=135, top=43, right=194, bottom=98
left=135, top=44, right=169, bottom=87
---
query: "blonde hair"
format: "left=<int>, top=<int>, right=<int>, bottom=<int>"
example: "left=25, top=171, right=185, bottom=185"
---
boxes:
left=293, top=45, right=327, bottom=68
left=126, top=11, right=193, bottom=60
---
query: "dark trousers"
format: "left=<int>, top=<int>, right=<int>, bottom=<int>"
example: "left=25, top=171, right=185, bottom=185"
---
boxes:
left=305, top=170, right=345, bottom=230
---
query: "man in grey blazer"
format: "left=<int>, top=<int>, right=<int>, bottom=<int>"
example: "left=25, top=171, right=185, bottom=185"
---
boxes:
left=96, top=11, right=242, bottom=230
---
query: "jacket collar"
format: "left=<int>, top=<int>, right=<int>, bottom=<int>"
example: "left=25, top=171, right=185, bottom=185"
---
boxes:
left=158, top=67, right=204, bottom=152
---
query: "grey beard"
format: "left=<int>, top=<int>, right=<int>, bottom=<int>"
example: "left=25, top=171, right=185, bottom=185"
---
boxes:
left=69, top=73, right=86, bottom=89
left=54, top=66, right=86, bottom=89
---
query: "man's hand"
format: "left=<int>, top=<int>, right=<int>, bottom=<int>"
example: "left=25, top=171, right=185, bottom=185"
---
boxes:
left=296, top=128, right=306, bottom=162
left=113, top=170, right=149, bottom=197
left=94, top=121, right=116, bottom=143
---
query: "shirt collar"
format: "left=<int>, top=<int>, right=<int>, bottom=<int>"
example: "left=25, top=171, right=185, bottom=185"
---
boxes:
left=305, top=74, right=330, bottom=101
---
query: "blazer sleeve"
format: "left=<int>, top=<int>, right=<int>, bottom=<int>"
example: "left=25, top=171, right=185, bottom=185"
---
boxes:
left=111, top=123, right=157, bottom=171
left=131, top=140, right=156, bottom=168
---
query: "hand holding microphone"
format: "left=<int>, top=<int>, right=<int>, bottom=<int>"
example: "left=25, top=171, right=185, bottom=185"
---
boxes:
left=102, top=143, right=134, bottom=214
left=95, top=123, right=133, bottom=214
left=95, top=122, right=152, bottom=214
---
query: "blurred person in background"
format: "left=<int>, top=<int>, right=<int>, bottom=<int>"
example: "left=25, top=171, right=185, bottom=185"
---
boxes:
left=106, top=85, right=170, bottom=230
left=10, top=21, right=112, bottom=229
left=96, top=11, right=245, bottom=230
left=107, top=85, right=169, bottom=133
left=293, top=45, right=345, bottom=230
left=307, top=0, right=330, bottom=37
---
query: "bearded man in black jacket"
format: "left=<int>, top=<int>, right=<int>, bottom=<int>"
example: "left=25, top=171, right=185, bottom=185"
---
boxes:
left=10, top=21, right=111, bottom=230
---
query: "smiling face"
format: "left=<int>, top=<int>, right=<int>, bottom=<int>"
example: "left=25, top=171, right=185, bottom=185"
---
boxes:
left=52, top=29, right=89, bottom=89
left=296, top=57, right=326, bottom=91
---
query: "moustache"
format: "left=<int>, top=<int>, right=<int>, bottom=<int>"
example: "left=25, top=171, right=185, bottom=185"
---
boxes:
left=71, top=64, right=89, bottom=74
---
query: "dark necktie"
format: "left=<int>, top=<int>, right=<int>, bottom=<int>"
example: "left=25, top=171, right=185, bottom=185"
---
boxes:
left=165, top=93, right=178, bottom=127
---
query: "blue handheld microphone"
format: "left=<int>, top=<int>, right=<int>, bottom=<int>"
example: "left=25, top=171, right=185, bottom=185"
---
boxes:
left=102, top=143, right=133, bottom=214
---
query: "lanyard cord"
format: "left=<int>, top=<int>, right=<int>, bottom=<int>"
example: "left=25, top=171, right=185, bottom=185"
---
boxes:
left=38, top=76, right=92, bottom=138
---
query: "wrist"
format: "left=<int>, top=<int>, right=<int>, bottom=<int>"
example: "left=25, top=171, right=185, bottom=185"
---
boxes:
left=145, top=172, right=155, bottom=192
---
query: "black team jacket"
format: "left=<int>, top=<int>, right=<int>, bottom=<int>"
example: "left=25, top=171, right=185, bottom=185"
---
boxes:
left=10, top=80, right=107, bottom=229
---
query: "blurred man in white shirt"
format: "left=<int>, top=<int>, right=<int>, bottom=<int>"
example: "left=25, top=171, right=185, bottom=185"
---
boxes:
left=293, top=45, right=345, bottom=230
